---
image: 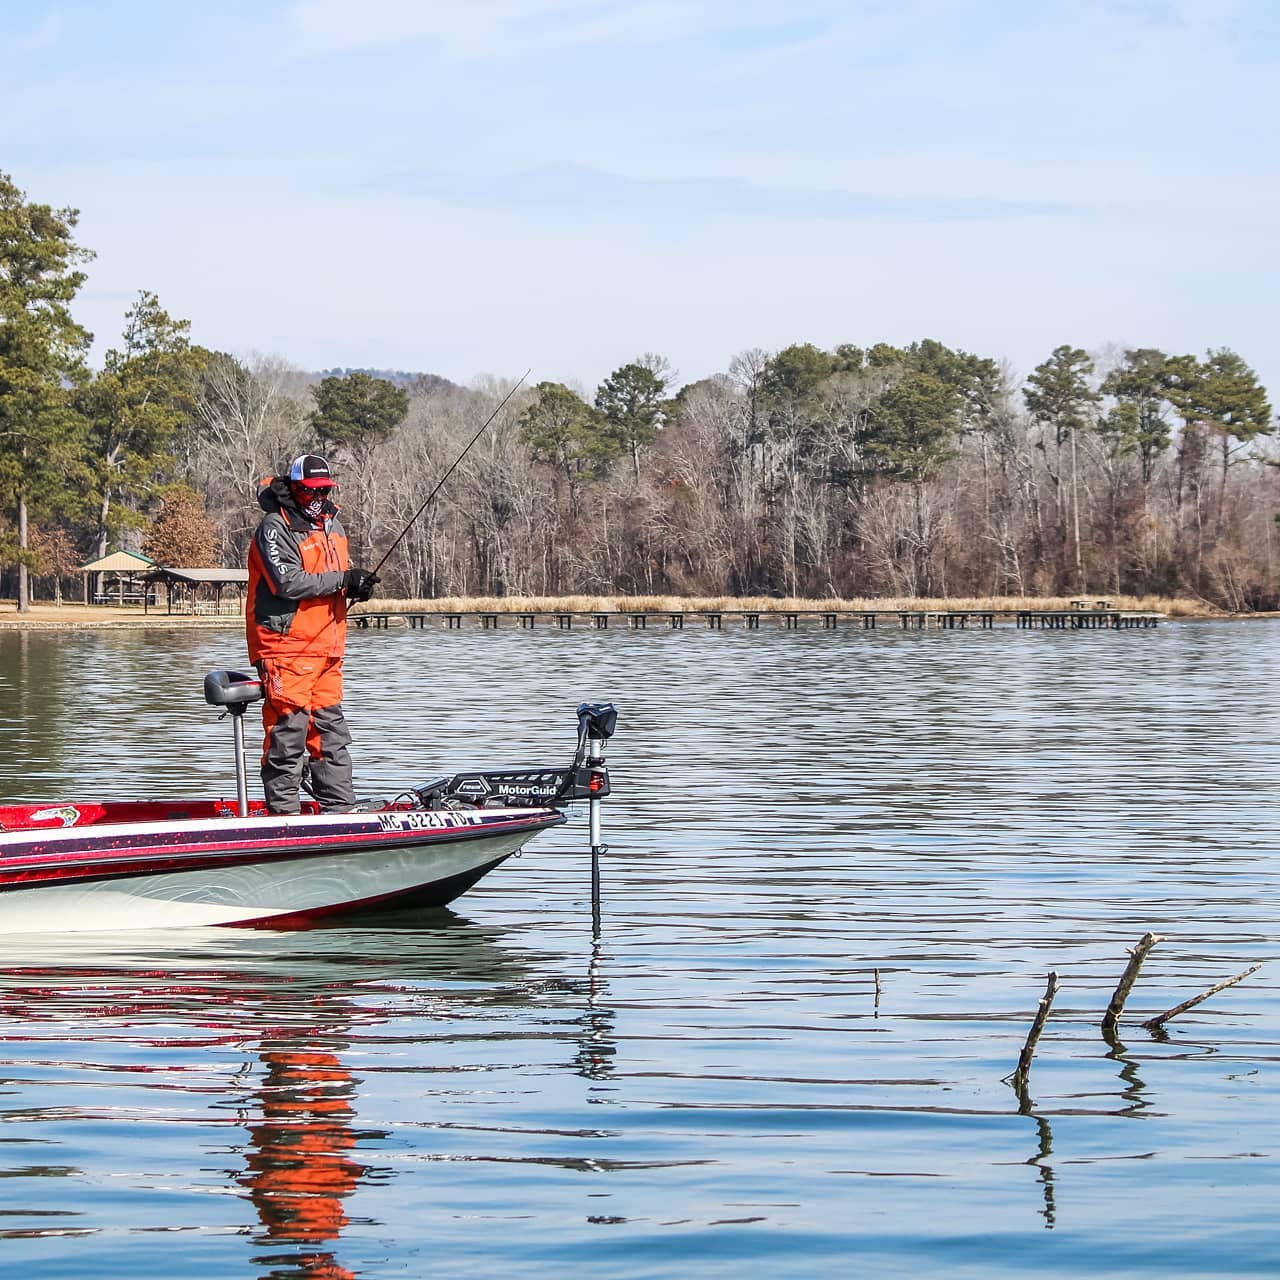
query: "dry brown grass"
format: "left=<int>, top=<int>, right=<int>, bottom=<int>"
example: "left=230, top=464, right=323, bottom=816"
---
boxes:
left=361, top=592, right=1220, bottom=618
left=0, top=593, right=1238, bottom=629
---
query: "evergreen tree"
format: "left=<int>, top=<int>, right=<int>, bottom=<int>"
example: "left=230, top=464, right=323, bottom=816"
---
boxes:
left=1185, top=350, right=1271, bottom=481
left=1024, top=345, right=1099, bottom=444
left=519, top=382, right=614, bottom=520
left=1024, top=345, right=1100, bottom=590
left=1099, top=348, right=1172, bottom=483
left=310, top=370, right=408, bottom=461
left=308, top=371, right=409, bottom=565
left=0, top=171, right=94, bottom=612
left=595, top=361, right=668, bottom=482
left=864, top=372, right=964, bottom=595
left=761, top=343, right=835, bottom=404
left=80, top=290, right=200, bottom=560
left=903, top=339, right=1001, bottom=434
left=864, top=372, right=964, bottom=485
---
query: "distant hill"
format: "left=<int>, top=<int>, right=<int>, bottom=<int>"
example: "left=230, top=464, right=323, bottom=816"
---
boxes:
left=317, top=368, right=460, bottom=394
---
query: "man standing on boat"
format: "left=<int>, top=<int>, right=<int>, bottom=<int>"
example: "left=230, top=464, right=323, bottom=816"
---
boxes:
left=246, top=454, right=379, bottom=814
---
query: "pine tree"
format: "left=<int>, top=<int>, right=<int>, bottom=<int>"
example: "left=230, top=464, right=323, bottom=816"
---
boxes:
left=0, top=171, right=94, bottom=611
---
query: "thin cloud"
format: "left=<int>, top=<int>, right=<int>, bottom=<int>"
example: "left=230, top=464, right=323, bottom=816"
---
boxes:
left=8, top=7, right=64, bottom=50
left=377, top=163, right=1075, bottom=222
left=6, top=0, right=1277, bottom=396
left=284, top=0, right=718, bottom=56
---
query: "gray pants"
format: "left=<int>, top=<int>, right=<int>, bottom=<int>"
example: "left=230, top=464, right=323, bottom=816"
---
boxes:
left=261, top=702, right=356, bottom=814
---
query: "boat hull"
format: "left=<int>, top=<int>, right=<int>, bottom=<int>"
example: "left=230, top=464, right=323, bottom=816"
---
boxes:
left=0, top=807, right=565, bottom=934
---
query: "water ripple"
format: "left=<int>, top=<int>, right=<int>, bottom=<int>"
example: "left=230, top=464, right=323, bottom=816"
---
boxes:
left=0, top=621, right=1276, bottom=1276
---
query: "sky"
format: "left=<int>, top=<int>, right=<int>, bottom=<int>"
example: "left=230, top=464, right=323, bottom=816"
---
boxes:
left=3, top=0, right=1278, bottom=397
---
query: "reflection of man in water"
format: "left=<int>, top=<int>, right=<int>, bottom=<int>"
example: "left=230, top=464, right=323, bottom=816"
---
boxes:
left=240, top=1038, right=365, bottom=1280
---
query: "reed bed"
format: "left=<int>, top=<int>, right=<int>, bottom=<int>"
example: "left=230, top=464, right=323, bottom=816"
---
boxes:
left=361, top=593, right=1215, bottom=618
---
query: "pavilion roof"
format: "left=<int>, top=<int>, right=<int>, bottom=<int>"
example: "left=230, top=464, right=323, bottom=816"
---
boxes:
left=78, top=550, right=155, bottom=573
left=144, top=567, right=248, bottom=584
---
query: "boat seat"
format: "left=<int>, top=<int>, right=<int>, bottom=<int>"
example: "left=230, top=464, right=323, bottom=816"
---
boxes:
left=203, top=669, right=264, bottom=707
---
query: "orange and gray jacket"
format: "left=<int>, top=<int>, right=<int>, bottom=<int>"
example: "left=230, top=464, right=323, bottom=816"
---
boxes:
left=247, top=476, right=350, bottom=663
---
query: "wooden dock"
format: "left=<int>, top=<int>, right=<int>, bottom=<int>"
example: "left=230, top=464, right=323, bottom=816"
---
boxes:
left=1014, top=609, right=1161, bottom=630
left=351, top=607, right=1163, bottom=632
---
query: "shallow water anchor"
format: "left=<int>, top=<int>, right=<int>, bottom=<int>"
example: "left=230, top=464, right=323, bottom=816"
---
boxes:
left=586, top=718, right=608, bottom=938
left=575, top=702, right=617, bottom=938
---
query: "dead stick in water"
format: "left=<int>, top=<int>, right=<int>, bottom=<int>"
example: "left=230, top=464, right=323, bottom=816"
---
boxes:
left=1010, top=971, right=1060, bottom=1091
left=1141, top=964, right=1262, bottom=1031
left=1102, top=932, right=1164, bottom=1039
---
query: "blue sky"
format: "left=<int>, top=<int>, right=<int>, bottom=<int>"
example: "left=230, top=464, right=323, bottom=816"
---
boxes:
left=3, top=0, right=1277, bottom=396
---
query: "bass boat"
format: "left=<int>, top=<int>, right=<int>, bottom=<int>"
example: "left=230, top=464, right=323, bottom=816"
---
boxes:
left=0, top=670, right=617, bottom=935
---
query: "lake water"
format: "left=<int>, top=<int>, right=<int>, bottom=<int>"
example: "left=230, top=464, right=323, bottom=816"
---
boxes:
left=0, top=618, right=1277, bottom=1278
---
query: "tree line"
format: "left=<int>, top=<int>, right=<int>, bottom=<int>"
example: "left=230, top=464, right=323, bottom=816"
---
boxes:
left=3, top=171, right=1278, bottom=612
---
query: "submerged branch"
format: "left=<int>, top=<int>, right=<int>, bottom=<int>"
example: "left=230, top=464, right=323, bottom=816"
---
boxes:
left=1141, top=964, right=1262, bottom=1031
left=1102, top=932, right=1163, bottom=1040
left=1009, top=971, right=1060, bottom=1093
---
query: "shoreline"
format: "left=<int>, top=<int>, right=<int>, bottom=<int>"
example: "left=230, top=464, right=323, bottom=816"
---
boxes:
left=1, top=596, right=1273, bottom=630
left=0, top=604, right=241, bottom=630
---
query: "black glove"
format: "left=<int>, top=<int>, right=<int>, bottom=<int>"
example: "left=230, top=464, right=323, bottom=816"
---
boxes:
left=343, top=568, right=379, bottom=603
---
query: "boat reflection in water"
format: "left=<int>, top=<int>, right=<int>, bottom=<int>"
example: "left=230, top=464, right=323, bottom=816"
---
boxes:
left=0, top=910, right=600, bottom=1278
left=240, top=1035, right=367, bottom=1280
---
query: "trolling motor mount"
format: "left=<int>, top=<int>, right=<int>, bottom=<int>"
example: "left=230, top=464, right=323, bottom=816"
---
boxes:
left=414, top=702, right=618, bottom=812
left=414, top=700, right=618, bottom=938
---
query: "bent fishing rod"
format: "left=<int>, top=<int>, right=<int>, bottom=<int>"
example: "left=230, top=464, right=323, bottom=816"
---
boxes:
left=370, top=369, right=531, bottom=577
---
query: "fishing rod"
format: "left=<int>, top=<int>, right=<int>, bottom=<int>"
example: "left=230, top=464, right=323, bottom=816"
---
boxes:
left=370, top=369, right=531, bottom=577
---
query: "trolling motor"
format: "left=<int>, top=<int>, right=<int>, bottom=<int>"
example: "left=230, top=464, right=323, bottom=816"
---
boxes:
left=415, top=701, right=618, bottom=935
left=202, top=669, right=265, bottom=818
left=412, top=702, right=617, bottom=812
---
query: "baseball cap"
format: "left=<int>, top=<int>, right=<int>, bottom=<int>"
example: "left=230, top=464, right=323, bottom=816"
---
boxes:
left=288, top=454, right=335, bottom=488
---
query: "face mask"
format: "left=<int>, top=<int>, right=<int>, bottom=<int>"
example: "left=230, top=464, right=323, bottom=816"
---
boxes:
left=291, top=485, right=330, bottom=521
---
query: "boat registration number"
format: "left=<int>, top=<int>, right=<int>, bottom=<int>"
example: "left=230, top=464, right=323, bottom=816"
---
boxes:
left=377, top=810, right=485, bottom=832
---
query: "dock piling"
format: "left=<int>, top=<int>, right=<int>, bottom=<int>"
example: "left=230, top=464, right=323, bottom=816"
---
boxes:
left=347, top=605, right=1163, bottom=634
